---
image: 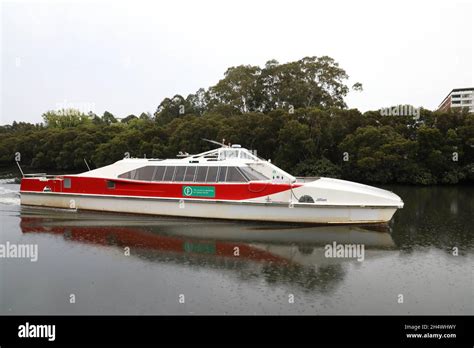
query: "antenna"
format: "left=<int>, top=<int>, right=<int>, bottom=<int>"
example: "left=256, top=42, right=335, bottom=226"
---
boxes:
left=16, top=161, right=25, bottom=177
left=84, top=158, right=91, bottom=171
left=201, top=138, right=229, bottom=148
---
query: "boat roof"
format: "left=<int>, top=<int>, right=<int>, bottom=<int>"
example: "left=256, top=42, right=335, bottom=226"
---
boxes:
left=76, top=146, right=297, bottom=182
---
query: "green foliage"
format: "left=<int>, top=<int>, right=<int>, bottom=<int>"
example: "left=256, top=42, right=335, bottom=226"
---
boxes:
left=295, top=158, right=342, bottom=178
left=121, top=114, right=138, bottom=123
left=1, top=107, right=472, bottom=185
left=1, top=56, right=472, bottom=185
left=102, top=111, right=117, bottom=125
left=154, top=56, right=361, bottom=120
left=42, top=109, right=91, bottom=128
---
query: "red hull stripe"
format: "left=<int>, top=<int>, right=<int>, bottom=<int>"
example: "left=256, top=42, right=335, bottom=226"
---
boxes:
left=20, top=176, right=301, bottom=201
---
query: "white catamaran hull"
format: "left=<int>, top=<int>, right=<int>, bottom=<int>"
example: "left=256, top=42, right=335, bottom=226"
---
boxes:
left=21, top=192, right=398, bottom=224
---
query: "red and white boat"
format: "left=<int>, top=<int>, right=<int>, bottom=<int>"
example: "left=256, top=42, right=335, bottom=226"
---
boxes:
left=20, top=144, right=404, bottom=224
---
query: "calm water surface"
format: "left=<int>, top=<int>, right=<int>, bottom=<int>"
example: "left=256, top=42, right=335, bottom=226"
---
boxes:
left=0, top=181, right=472, bottom=314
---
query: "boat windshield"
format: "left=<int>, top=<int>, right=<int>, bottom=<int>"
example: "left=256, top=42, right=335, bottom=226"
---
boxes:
left=218, top=148, right=259, bottom=161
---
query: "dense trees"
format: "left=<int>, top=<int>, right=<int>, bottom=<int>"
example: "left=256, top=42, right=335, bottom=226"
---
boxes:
left=155, top=56, right=362, bottom=119
left=1, top=107, right=472, bottom=184
left=1, top=56, right=472, bottom=184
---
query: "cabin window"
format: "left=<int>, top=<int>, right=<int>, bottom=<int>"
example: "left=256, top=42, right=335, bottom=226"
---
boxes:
left=153, top=166, right=166, bottom=181
left=117, top=165, right=259, bottom=183
left=184, top=166, right=196, bottom=182
left=240, top=151, right=255, bottom=160
left=63, top=178, right=71, bottom=189
left=118, top=171, right=130, bottom=179
left=226, top=167, right=248, bottom=182
left=126, top=170, right=136, bottom=180
left=163, top=166, right=176, bottom=181
left=107, top=181, right=116, bottom=189
left=218, top=149, right=239, bottom=160
left=240, top=166, right=269, bottom=181
left=218, top=166, right=228, bottom=182
left=206, top=167, right=218, bottom=182
left=195, top=166, right=208, bottom=182
left=119, top=166, right=156, bottom=180
left=173, top=166, right=186, bottom=182
left=139, top=166, right=155, bottom=181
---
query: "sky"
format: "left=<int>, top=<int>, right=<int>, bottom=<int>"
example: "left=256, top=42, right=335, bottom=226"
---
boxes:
left=0, top=0, right=472, bottom=124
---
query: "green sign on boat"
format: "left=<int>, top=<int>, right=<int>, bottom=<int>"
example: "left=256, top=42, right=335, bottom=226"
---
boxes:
left=182, top=185, right=215, bottom=198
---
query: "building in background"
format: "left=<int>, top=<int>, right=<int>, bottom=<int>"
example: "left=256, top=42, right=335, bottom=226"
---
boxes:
left=438, top=87, right=474, bottom=112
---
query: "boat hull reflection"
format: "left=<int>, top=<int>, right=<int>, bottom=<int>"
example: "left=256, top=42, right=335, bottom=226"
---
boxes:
left=20, top=206, right=395, bottom=268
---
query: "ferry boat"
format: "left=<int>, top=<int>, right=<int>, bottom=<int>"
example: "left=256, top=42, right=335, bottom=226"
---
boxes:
left=19, top=144, right=404, bottom=224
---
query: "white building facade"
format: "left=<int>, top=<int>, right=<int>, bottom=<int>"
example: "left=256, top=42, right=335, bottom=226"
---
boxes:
left=438, top=87, right=474, bottom=112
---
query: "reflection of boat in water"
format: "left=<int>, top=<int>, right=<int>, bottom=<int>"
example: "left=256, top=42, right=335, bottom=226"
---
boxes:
left=20, top=207, right=398, bottom=292
left=20, top=143, right=403, bottom=224
left=20, top=207, right=395, bottom=265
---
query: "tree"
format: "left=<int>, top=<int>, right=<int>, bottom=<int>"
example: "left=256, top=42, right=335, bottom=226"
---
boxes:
left=208, top=65, right=263, bottom=113
left=186, top=88, right=209, bottom=116
left=154, top=95, right=194, bottom=123
left=154, top=56, right=362, bottom=121
left=122, top=115, right=138, bottom=123
left=102, top=111, right=117, bottom=125
left=259, top=56, right=358, bottom=110
left=42, top=109, right=90, bottom=128
left=2, top=56, right=473, bottom=186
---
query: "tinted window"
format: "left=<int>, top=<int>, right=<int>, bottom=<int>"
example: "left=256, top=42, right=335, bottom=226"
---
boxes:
left=240, top=166, right=269, bottom=181
left=163, top=166, right=176, bottom=181
left=218, top=166, right=227, bottom=182
left=184, top=166, right=196, bottom=182
left=195, top=166, right=208, bottom=182
left=130, top=170, right=138, bottom=180
left=206, top=167, right=218, bottom=182
left=153, top=166, right=166, bottom=181
left=174, top=166, right=186, bottom=181
left=118, top=167, right=141, bottom=180
left=226, top=167, right=247, bottom=182
left=139, top=166, right=155, bottom=181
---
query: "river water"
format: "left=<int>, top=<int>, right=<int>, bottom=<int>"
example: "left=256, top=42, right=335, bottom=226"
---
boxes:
left=0, top=180, right=472, bottom=315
